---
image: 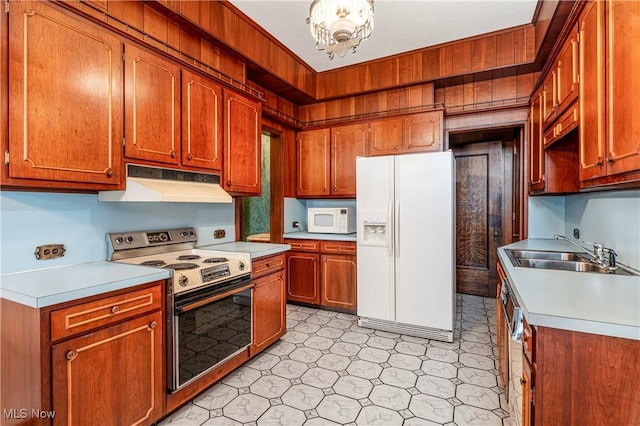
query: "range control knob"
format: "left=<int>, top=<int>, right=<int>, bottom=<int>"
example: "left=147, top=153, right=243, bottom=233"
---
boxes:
left=178, top=276, right=188, bottom=287
left=114, top=237, right=124, bottom=245
left=238, top=260, right=246, bottom=271
left=125, top=236, right=134, bottom=244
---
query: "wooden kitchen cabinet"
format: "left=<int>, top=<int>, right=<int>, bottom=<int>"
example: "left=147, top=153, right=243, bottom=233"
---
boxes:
left=496, top=262, right=509, bottom=397
left=124, top=43, right=181, bottom=166
left=223, top=89, right=262, bottom=195
left=529, top=91, right=545, bottom=192
left=542, top=29, right=579, bottom=130
left=5, top=1, right=123, bottom=189
left=285, top=239, right=357, bottom=312
left=52, top=311, right=163, bottom=426
left=579, top=0, right=640, bottom=186
left=296, top=128, right=331, bottom=197
left=251, top=254, right=287, bottom=356
left=369, top=111, right=444, bottom=156
left=296, top=123, right=366, bottom=198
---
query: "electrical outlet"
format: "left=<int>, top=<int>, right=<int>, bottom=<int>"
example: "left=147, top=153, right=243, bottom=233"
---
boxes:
left=35, top=244, right=66, bottom=260
left=213, top=229, right=226, bottom=239
left=292, top=221, right=300, bottom=228
left=573, top=228, right=580, bottom=239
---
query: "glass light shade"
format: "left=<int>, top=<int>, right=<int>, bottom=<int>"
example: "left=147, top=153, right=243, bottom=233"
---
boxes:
left=307, top=0, right=374, bottom=59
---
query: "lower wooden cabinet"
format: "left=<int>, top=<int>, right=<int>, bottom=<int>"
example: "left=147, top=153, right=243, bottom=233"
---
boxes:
left=495, top=263, right=509, bottom=397
left=52, top=311, right=163, bottom=425
left=285, top=239, right=357, bottom=312
left=251, top=254, right=287, bottom=356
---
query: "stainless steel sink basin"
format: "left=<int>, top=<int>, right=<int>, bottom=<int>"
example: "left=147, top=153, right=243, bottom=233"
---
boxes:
left=505, top=249, right=636, bottom=275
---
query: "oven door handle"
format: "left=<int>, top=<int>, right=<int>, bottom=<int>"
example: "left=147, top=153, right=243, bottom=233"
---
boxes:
left=176, top=282, right=255, bottom=314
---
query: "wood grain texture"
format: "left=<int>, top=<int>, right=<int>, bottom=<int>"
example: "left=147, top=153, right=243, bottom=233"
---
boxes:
left=296, top=128, right=330, bottom=197
left=251, top=269, right=287, bottom=355
left=331, top=123, right=368, bottom=196
left=286, top=251, right=320, bottom=305
left=320, top=254, right=357, bottom=311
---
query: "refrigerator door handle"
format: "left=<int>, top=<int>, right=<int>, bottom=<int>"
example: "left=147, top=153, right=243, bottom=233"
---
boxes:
left=395, top=199, right=400, bottom=258
left=387, top=199, right=393, bottom=256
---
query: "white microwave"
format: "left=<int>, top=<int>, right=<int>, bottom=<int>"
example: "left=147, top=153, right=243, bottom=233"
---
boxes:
left=307, top=207, right=356, bottom=234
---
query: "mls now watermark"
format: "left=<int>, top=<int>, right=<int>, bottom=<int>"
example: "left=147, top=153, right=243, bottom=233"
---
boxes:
left=3, top=408, right=56, bottom=419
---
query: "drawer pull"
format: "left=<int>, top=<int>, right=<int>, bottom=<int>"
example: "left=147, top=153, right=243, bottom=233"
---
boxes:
left=520, top=377, right=526, bottom=385
left=149, top=321, right=157, bottom=329
left=111, top=305, right=120, bottom=314
left=66, top=350, right=78, bottom=361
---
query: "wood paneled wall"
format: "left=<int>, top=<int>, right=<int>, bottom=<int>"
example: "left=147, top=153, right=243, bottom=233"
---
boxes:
left=298, top=83, right=435, bottom=125
left=316, top=25, right=536, bottom=100
left=435, top=73, right=538, bottom=113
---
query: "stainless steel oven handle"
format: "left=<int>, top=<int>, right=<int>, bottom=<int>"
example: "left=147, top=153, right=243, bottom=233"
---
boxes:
left=510, top=307, right=524, bottom=343
left=177, top=283, right=254, bottom=313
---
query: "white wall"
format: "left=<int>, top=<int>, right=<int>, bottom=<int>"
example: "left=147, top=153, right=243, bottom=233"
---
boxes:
left=528, top=190, right=640, bottom=269
left=0, top=192, right=235, bottom=274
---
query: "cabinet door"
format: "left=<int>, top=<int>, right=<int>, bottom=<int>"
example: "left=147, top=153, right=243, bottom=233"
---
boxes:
left=52, top=312, right=163, bottom=425
left=555, top=30, right=579, bottom=115
left=331, top=123, right=368, bottom=196
left=124, top=43, right=181, bottom=165
left=223, top=90, right=262, bottom=195
left=7, top=1, right=122, bottom=186
left=522, top=357, right=534, bottom=426
left=605, top=0, right=640, bottom=177
left=369, top=118, right=402, bottom=156
left=496, top=263, right=509, bottom=398
left=296, top=129, right=330, bottom=197
left=541, top=71, right=557, bottom=128
left=529, top=92, right=545, bottom=192
left=286, top=252, right=320, bottom=304
left=182, top=70, right=222, bottom=171
left=578, top=1, right=606, bottom=181
left=402, top=111, right=443, bottom=153
left=252, top=270, right=286, bottom=355
left=320, top=254, right=357, bottom=311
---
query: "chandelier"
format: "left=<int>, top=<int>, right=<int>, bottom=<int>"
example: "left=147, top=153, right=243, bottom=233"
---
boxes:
left=306, top=0, right=374, bottom=60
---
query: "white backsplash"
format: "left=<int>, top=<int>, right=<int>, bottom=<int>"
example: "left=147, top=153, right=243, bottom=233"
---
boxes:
left=0, top=191, right=235, bottom=274
left=528, top=190, right=640, bottom=268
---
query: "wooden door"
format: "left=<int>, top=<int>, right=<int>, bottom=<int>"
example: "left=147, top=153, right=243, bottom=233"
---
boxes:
left=52, top=312, right=163, bottom=425
left=296, top=128, right=330, bottom=197
left=331, top=123, right=368, bottom=196
left=252, top=270, right=286, bottom=355
left=402, top=111, right=443, bottom=153
left=286, top=252, right=320, bottom=304
left=369, top=118, right=402, bottom=156
left=555, top=30, right=579, bottom=115
left=223, top=89, right=262, bottom=195
left=182, top=70, right=222, bottom=171
left=578, top=0, right=606, bottom=181
left=124, top=43, right=181, bottom=165
left=8, top=1, right=122, bottom=186
left=320, top=254, right=357, bottom=311
left=453, top=142, right=503, bottom=297
left=529, top=91, right=545, bottom=192
left=605, top=0, right=640, bottom=177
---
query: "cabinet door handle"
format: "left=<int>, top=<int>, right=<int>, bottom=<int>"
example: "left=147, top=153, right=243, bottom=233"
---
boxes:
left=105, top=169, right=114, bottom=178
left=594, top=160, right=603, bottom=167
left=187, top=154, right=193, bottom=161
left=227, top=180, right=232, bottom=186
left=111, top=305, right=120, bottom=314
left=170, top=151, right=177, bottom=158
left=149, top=321, right=157, bottom=329
left=520, top=377, right=526, bottom=385
left=66, top=350, right=78, bottom=361
left=606, top=157, right=614, bottom=164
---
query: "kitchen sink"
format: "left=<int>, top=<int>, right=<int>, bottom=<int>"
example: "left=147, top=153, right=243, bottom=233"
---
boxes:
left=505, top=249, right=636, bottom=275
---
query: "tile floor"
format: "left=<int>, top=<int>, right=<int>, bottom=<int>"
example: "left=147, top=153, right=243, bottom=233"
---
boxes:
left=157, top=294, right=511, bottom=426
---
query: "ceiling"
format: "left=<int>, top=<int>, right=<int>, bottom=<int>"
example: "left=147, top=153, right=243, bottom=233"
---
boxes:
left=229, top=0, right=539, bottom=73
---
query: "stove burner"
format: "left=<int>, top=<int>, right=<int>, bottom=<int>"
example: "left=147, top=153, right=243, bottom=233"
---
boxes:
left=140, top=260, right=167, bottom=267
left=165, top=263, right=200, bottom=271
left=177, top=254, right=201, bottom=261
left=203, top=257, right=229, bottom=264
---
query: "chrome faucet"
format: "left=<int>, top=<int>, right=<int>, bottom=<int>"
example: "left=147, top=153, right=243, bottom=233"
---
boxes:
left=553, top=235, right=639, bottom=275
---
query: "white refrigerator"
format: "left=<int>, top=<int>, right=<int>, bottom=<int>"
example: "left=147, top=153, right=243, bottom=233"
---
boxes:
left=356, top=151, right=456, bottom=342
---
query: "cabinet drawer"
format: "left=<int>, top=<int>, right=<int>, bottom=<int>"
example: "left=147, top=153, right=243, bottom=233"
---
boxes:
left=284, top=239, right=320, bottom=252
left=320, top=241, right=356, bottom=255
left=51, top=283, right=162, bottom=341
left=252, top=254, right=286, bottom=279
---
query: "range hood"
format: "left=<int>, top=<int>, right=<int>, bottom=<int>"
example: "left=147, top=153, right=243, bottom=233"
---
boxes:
left=98, top=165, right=232, bottom=203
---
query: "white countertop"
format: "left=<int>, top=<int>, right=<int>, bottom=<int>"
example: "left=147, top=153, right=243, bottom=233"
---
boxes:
left=199, top=241, right=291, bottom=259
left=498, top=239, right=640, bottom=340
left=283, top=231, right=357, bottom=242
left=0, top=262, right=171, bottom=308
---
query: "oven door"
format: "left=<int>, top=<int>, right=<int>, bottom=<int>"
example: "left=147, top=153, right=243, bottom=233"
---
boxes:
left=169, top=275, right=254, bottom=392
left=501, top=279, right=525, bottom=426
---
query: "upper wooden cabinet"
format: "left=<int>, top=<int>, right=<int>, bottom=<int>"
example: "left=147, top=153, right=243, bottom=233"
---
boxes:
left=124, top=43, right=181, bottom=166
left=529, top=91, right=545, bottom=192
left=369, top=111, right=443, bottom=156
left=6, top=1, right=123, bottom=189
left=223, top=89, right=262, bottom=196
left=296, top=123, right=367, bottom=198
left=579, top=0, right=640, bottom=185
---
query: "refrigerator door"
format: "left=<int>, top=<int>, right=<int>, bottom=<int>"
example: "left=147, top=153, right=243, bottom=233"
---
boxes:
left=356, top=155, right=395, bottom=322
left=395, top=152, right=455, bottom=331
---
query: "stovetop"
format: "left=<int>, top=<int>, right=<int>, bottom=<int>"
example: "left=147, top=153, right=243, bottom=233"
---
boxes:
left=107, top=228, right=251, bottom=294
